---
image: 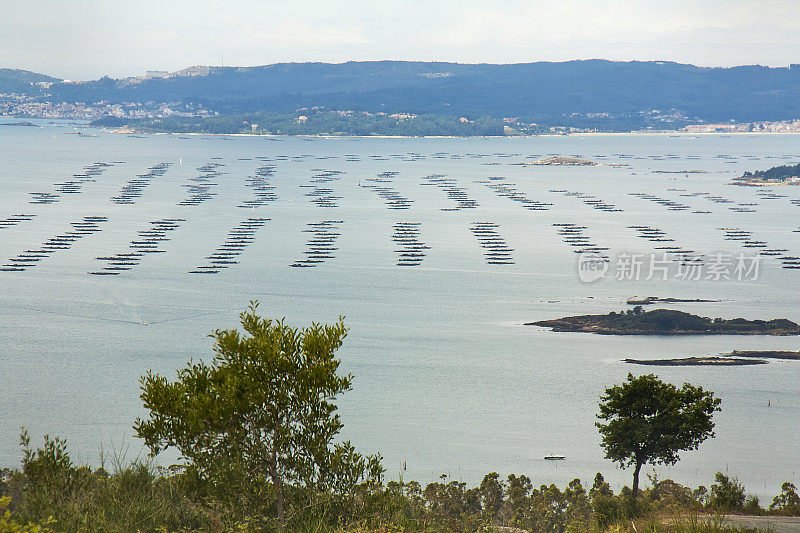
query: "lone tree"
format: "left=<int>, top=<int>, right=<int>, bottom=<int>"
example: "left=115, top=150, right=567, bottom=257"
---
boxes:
left=596, top=373, right=720, bottom=498
left=134, top=301, right=382, bottom=530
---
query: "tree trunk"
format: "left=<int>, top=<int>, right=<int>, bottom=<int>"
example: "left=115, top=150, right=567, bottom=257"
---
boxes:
left=275, top=475, right=285, bottom=532
left=270, top=416, right=285, bottom=532
left=632, top=460, right=642, bottom=499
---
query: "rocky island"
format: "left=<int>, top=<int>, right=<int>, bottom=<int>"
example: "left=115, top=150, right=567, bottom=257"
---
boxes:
left=526, top=156, right=597, bottom=166
left=625, top=296, right=721, bottom=305
left=624, top=350, right=800, bottom=366
left=731, top=163, right=800, bottom=186
left=725, top=350, right=800, bottom=360
left=625, top=356, right=768, bottom=366
left=527, top=308, right=800, bottom=335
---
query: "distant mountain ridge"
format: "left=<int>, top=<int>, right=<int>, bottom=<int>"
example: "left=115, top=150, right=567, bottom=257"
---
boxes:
left=4, top=60, right=800, bottom=128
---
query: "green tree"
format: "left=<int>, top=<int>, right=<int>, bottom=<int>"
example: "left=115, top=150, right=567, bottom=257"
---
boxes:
left=590, top=473, right=622, bottom=528
left=596, top=373, right=721, bottom=499
left=564, top=478, right=592, bottom=531
left=501, top=473, right=532, bottom=527
left=479, top=472, right=503, bottom=519
left=709, top=472, right=745, bottom=512
left=770, top=482, right=800, bottom=514
left=134, top=302, right=381, bottom=531
left=530, top=483, right=567, bottom=532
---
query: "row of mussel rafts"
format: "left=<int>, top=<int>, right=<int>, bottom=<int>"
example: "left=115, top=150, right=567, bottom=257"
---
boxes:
left=2, top=216, right=107, bottom=272
left=90, top=218, right=184, bottom=275
left=290, top=220, right=343, bottom=268
left=189, top=218, right=271, bottom=274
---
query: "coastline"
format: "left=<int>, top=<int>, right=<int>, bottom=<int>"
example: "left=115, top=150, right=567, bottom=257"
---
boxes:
left=99, top=127, right=800, bottom=139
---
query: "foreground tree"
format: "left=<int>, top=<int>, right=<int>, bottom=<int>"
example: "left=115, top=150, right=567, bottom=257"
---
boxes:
left=771, top=482, right=800, bottom=514
left=134, top=301, right=382, bottom=530
left=596, top=373, right=721, bottom=499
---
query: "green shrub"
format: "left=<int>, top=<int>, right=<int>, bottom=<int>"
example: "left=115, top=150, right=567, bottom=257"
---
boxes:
left=709, top=473, right=745, bottom=512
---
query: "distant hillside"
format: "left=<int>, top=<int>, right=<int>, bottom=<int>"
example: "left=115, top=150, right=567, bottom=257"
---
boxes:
left=5, top=61, right=800, bottom=130
left=42, top=60, right=800, bottom=128
left=0, top=68, right=59, bottom=94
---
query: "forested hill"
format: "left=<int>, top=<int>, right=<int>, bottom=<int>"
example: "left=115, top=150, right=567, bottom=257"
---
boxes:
left=0, top=68, right=58, bottom=93
left=7, top=60, right=800, bottom=127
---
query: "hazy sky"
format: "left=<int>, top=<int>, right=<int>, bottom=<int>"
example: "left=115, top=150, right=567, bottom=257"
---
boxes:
left=4, top=0, right=800, bottom=80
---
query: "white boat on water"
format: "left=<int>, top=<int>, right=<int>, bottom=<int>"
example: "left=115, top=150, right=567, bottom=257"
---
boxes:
left=544, top=454, right=566, bottom=460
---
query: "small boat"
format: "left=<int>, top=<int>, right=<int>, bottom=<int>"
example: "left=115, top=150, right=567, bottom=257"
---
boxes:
left=544, top=454, right=566, bottom=460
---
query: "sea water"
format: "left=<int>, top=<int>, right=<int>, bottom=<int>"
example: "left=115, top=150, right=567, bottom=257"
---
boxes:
left=0, top=122, right=798, bottom=498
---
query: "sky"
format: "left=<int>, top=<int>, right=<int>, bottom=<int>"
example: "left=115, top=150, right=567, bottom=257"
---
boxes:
left=3, top=0, right=800, bottom=80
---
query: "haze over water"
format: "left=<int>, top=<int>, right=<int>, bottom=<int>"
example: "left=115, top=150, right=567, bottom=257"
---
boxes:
left=1, top=122, right=798, bottom=498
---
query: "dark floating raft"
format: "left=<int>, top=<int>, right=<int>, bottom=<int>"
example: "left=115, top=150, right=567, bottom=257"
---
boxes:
left=422, top=174, right=478, bottom=211
left=111, top=162, right=172, bottom=205
left=362, top=172, right=414, bottom=210
left=189, top=217, right=270, bottom=274
left=177, top=162, right=225, bottom=206
left=477, top=176, right=552, bottom=211
left=629, top=225, right=704, bottom=265
left=301, top=169, right=344, bottom=208
left=470, top=222, right=515, bottom=265
left=629, top=192, right=691, bottom=211
left=290, top=220, right=343, bottom=268
left=1, top=216, right=107, bottom=272
left=239, top=163, right=277, bottom=208
left=717, top=227, right=800, bottom=271
left=548, top=188, right=621, bottom=212
left=392, top=222, right=428, bottom=267
left=90, top=218, right=184, bottom=275
left=552, top=223, right=609, bottom=260
left=29, top=162, right=117, bottom=205
left=0, top=213, right=37, bottom=229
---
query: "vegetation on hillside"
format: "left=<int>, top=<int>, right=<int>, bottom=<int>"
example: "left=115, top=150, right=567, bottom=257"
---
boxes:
left=0, top=68, right=57, bottom=94
left=91, top=112, right=506, bottom=136
left=3, top=442, right=797, bottom=532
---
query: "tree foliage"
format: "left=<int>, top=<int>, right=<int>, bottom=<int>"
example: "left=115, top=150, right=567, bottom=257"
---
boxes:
left=134, top=301, right=382, bottom=529
left=596, top=373, right=721, bottom=498
left=93, top=111, right=506, bottom=136
left=771, top=482, right=800, bottom=514
left=709, top=472, right=746, bottom=512
left=741, top=163, right=800, bottom=182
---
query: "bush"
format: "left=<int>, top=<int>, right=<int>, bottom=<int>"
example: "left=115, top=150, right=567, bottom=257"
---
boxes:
left=0, top=496, right=54, bottom=532
left=709, top=473, right=745, bottom=512
left=9, top=431, right=204, bottom=532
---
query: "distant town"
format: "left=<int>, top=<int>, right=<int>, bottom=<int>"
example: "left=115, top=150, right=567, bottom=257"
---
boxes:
left=0, top=93, right=213, bottom=122
left=4, top=91, right=800, bottom=136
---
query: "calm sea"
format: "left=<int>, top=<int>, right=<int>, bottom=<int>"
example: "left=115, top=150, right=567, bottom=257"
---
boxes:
left=1, top=122, right=798, bottom=498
